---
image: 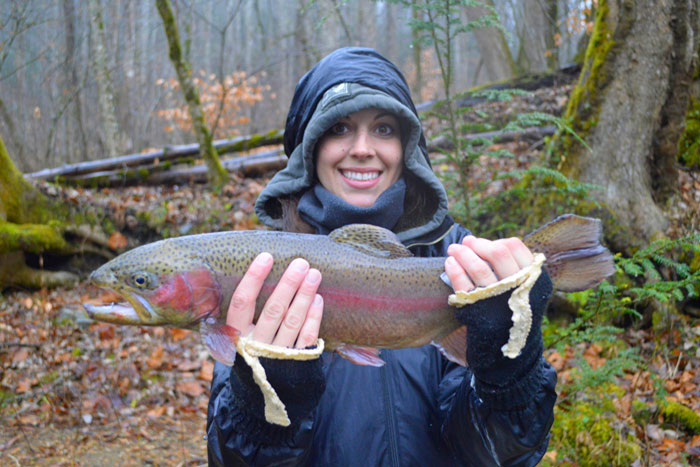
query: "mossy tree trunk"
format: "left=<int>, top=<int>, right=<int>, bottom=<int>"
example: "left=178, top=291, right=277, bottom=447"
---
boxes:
left=0, top=135, right=79, bottom=289
left=555, top=0, right=699, bottom=251
left=677, top=49, right=700, bottom=170
left=155, top=0, right=229, bottom=190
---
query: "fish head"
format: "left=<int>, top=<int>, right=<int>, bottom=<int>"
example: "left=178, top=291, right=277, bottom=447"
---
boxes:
left=84, top=240, right=222, bottom=329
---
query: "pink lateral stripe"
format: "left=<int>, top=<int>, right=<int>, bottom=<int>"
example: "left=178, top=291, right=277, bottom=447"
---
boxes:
left=319, top=286, right=447, bottom=313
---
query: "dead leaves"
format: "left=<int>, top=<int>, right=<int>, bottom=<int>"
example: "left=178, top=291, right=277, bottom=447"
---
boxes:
left=0, top=287, right=214, bottom=464
left=176, top=381, right=205, bottom=398
left=546, top=330, right=700, bottom=466
left=108, top=231, right=128, bottom=251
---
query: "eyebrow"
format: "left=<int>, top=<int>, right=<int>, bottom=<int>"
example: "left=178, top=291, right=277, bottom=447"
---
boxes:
left=374, top=111, right=397, bottom=121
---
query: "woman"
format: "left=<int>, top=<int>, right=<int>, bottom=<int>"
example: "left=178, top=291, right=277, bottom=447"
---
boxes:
left=207, top=47, right=556, bottom=466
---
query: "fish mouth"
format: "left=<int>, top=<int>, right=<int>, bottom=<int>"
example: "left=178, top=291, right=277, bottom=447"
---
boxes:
left=84, top=291, right=158, bottom=326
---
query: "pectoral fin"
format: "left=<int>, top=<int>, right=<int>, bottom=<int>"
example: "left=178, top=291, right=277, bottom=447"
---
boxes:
left=200, top=318, right=240, bottom=366
left=432, top=326, right=467, bottom=366
left=335, top=344, right=385, bottom=366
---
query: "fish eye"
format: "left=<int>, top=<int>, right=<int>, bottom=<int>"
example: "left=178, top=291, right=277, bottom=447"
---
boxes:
left=130, top=272, right=154, bottom=289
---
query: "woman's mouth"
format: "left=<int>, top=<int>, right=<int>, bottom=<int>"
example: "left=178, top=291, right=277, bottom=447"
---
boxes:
left=340, top=169, right=381, bottom=188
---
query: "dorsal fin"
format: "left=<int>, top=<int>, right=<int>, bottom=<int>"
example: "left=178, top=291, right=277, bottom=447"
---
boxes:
left=328, top=224, right=413, bottom=259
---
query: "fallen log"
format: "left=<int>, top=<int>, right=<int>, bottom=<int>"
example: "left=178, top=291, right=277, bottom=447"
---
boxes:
left=26, top=129, right=284, bottom=181
left=427, top=125, right=556, bottom=152
left=65, top=149, right=286, bottom=187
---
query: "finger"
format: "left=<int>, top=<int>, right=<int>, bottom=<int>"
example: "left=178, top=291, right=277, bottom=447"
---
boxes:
left=444, top=256, right=475, bottom=292
left=227, top=252, right=273, bottom=334
left=447, top=243, right=498, bottom=286
left=272, top=268, right=322, bottom=347
left=500, top=237, right=535, bottom=268
left=252, top=258, right=309, bottom=344
left=295, top=294, right=324, bottom=349
left=461, top=236, right=520, bottom=280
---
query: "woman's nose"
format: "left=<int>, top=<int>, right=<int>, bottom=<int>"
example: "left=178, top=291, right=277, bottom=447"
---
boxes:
left=349, top=130, right=373, bottom=158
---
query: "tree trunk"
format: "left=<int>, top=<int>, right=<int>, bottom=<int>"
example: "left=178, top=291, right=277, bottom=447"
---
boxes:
left=155, top=0, right=229, bottom=190
left=411, top=0, right=423, bottom=100
left=87, top=0, right=123, bottom=158
left=543, top=0, right=558, bottom=71
left=556, top=0, right=699, bottom=251
left=62, top=0, right=88, bottom=162
left=465, top=0, right=517, bottom=82
left=515, top=0, right=553, bottom=73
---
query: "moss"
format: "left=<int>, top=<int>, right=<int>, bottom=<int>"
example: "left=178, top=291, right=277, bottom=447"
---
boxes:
left=0, top=221, right=69, bottom=254
left=631, top=400, right=654, bottom=427
left=550, top=0, right=616, bottom=171
left=0, top=135, right=60, bottom=225
left=548, top=388, right=642, bottom=466
left=662, top=401, right=700, bottom=434
left=39, top=370, right=59, bottom=385
left=678, top=96, right=700, bottom=169
left=472, top=166, right=602, bottom=238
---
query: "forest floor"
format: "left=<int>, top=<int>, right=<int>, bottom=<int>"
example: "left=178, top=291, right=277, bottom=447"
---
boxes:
left=2, top=83, right=700, bottom=466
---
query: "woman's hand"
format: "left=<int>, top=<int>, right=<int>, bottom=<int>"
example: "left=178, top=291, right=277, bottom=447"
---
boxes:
left=226, top=252, right=324, bottom=349
left=444, top=235, right=535, bottom=292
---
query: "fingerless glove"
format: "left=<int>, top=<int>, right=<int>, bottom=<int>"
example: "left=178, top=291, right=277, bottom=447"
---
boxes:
left=229, top=352, right=326, bottom=428
left=457, top=272, right=553, bottom=406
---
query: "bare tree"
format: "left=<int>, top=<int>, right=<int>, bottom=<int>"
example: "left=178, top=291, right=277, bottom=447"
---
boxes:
left=465, top=0, right=517, bottom=81
left=514, top=0, right=555, bottom=72
left=62, top=0, right=88, bottom=161
left=156, top=0, right=228, bottom=189
left=0, top=1, right=49, bottom=165
left=87, top=0, right=123, bottom=157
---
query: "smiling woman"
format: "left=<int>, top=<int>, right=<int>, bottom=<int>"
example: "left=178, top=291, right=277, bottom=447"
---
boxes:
left=315, top=108, right=403, bottom=208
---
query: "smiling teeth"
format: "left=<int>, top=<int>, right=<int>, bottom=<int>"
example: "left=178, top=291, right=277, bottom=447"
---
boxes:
left=342, top=171, right=379, bottom=181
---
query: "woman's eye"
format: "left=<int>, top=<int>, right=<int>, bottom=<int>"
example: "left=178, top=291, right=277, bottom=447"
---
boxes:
left=328, top=122, right=349, bottom=136
left=375, top=123, right=395, bottom=137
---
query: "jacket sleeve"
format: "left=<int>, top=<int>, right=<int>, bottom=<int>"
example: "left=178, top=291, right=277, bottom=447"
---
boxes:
left=433, top=222, right=558, bottom=466
left=206, top=358, right=324, bottom=466
left=438, top=357, right=557, bottom=466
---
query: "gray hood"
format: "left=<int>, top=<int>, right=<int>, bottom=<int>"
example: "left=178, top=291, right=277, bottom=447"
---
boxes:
left=255, top=83, right=449, bottom=244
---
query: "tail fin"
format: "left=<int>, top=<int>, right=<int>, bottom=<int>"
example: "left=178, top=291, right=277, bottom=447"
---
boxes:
left=524, top=214, right=616, bottom=292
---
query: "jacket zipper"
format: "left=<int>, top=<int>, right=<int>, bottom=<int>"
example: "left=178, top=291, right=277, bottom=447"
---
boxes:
left=381, top=353, right=400, bottom=466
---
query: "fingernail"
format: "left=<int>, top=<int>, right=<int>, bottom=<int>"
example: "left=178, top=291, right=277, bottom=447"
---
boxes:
left=292, top=258, right=308, bottom=272
left=306, top=269, right=321, bottom=284
left=313, top=294, right=323, bottom=306
left=256, top=252, right=272, bottom=265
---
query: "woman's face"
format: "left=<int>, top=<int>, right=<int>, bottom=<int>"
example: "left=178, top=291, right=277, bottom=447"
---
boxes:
left=315, top=108, right=403, bottom=208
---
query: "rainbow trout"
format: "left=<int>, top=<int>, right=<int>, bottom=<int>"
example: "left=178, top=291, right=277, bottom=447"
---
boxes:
left=85, top=214, right=614, bottom=366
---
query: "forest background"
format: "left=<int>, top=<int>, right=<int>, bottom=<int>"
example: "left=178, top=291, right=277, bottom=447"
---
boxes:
left=0, top=0, right=699, bottom=465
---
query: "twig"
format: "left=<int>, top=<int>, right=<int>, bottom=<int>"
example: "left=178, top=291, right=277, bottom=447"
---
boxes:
left=0, top=343, right=40, bottom=350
